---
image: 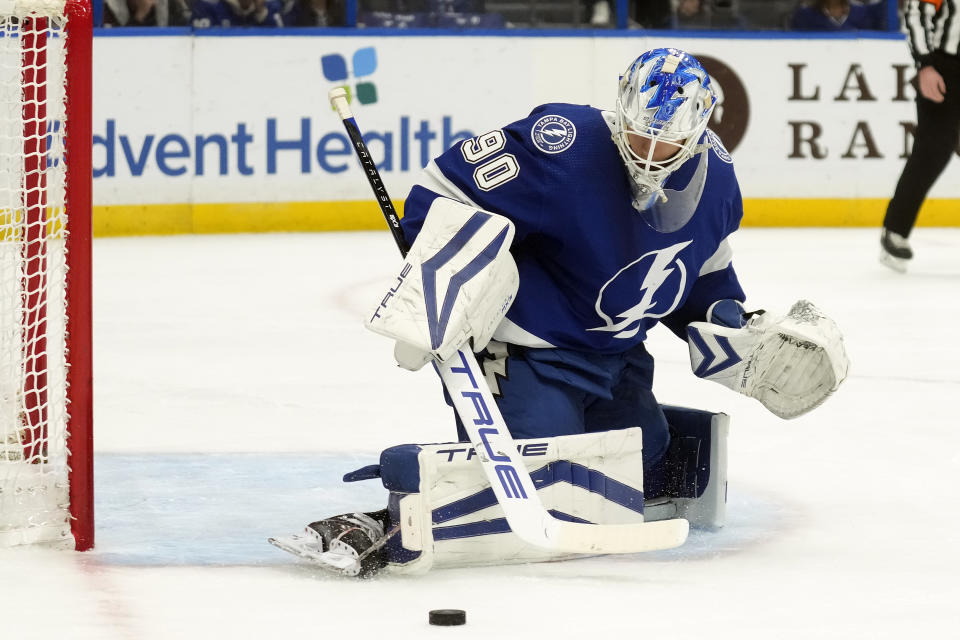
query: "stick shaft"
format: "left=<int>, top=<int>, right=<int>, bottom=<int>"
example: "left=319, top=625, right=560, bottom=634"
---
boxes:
left=329, top=89, right=409, bottom=257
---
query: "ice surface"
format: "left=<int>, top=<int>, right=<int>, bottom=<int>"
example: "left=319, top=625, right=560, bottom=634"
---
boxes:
left=1, top=228, right=958, bottom=638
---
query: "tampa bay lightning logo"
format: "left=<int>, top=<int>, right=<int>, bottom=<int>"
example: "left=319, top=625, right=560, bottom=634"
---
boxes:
left=530, top=115, right=576, bottom=154
left=587, top=241, right=691, bottom=339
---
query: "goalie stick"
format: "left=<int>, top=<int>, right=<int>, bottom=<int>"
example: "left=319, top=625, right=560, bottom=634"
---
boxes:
left=329, top=88, right=688, bottom=554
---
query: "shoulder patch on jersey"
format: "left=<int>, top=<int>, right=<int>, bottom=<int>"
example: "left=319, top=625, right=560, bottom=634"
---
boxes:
left=530, top=115, right=577, bottom=154
left=706, top=130, right=733, bottom=164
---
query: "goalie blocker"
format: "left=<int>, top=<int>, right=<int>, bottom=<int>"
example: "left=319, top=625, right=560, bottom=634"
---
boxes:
left=363, top=196, right=519, bottom=371
left=270, top=406, right=727, bottom=576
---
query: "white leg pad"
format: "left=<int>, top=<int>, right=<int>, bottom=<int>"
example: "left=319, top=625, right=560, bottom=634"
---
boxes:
left=371, top=428, right=652, bottom=574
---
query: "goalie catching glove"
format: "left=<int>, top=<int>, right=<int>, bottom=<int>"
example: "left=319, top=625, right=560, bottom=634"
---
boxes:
left=686, top=299, right=850, bottom=419
left=365, top=197, right=519, bottom=371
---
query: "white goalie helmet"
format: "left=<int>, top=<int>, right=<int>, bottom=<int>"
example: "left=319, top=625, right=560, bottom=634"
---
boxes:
left=614, top=48, right=717, bottom=202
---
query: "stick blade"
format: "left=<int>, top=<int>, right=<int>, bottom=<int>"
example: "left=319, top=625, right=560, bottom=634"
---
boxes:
left=537, top=516, right=689, bottom=554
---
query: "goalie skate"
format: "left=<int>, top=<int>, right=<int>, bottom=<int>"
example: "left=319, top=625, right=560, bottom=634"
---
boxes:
left=268, top=512, right=391, bottom=578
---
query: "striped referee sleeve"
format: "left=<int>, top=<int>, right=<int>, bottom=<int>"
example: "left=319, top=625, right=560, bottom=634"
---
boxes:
left=942, top=0, right=960, bottom=56
left=905, top=0, right=960, bottom=62
left=903, top=0, right=935, bottom=64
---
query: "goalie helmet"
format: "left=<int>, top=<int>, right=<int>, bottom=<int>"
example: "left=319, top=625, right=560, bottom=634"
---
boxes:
left=614, top=48, right=716, bottom=204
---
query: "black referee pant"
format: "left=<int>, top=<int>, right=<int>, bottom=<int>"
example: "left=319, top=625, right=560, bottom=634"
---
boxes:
left=884, top=54, right=960, bottom=238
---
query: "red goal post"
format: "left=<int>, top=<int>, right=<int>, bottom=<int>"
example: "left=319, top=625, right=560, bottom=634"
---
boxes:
left=0, top=0, right=92, bottom=550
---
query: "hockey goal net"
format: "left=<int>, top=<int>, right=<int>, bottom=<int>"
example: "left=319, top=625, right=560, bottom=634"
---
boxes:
left=0, top=0, right=92, bottom=550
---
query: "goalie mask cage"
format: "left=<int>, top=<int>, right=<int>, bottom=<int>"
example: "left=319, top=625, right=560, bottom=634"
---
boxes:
left=0, top=0, right=92, bottom=550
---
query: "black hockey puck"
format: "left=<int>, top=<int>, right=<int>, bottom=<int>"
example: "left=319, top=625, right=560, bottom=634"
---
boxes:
left=429, top=609, right=466, bottom=626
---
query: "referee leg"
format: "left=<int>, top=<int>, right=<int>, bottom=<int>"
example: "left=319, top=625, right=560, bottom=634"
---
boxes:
left=884, top=78, right=960, bottom=237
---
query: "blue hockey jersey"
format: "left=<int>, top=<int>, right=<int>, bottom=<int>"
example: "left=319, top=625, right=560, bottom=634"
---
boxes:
left=401, top=103, right=746, bottom=354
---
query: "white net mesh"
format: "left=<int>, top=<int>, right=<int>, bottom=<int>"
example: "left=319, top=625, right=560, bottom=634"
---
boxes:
left=0, top=2, right=72, bottom=547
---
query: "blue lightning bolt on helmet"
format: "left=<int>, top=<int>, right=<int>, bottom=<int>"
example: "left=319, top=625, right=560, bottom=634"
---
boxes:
left=614, top=48, right=716, bottom=201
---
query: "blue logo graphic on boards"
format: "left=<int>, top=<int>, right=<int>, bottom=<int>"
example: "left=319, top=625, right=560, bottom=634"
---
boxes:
left=321, top=47, right=378, bottom=106
left=92, top=43, right=478, bottom=180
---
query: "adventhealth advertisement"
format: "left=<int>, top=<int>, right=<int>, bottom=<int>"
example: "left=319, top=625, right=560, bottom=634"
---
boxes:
left=91, top=34, right=958, bottom=233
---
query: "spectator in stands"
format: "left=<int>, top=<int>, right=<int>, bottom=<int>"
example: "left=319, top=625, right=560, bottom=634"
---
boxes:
left=431, top=0, right=506, bottom=28
left=736, top=0, right=799, bottom=29
left=172, top=0, right=192, bottom=24
left=633, top=0, right=671, bottom=27
left=590, top=0, right=670, bottom=28
left=667, top=0, right=747, bottom=29
left=103, top=0, right=190, bottom=25
left=393, top=0, right=430, bottom=10
left=588, top=0, right=610, bottom=25
left=854, top=0, right=891, bottom=27
left=431, top=0, right=485, bottom=13
left=356, top=0, right=395, bottom=10
left=706, top=0, right=747, bottom=28
left=790, top=0, right=884, bottom=31
left=192, top=0, right=287, bottom=26
left=672, top=0, right=711, bottom=28
left=291, top=0, right=346, bottom=25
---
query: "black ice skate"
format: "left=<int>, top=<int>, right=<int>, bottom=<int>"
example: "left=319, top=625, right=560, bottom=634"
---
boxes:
left=269, top=510, right=391, bottom=577
left=879, top=228, right=912, bottom=273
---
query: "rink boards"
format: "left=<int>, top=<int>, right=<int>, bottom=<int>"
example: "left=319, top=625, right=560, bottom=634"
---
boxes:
left=90, top=31, right=960, bottom=234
